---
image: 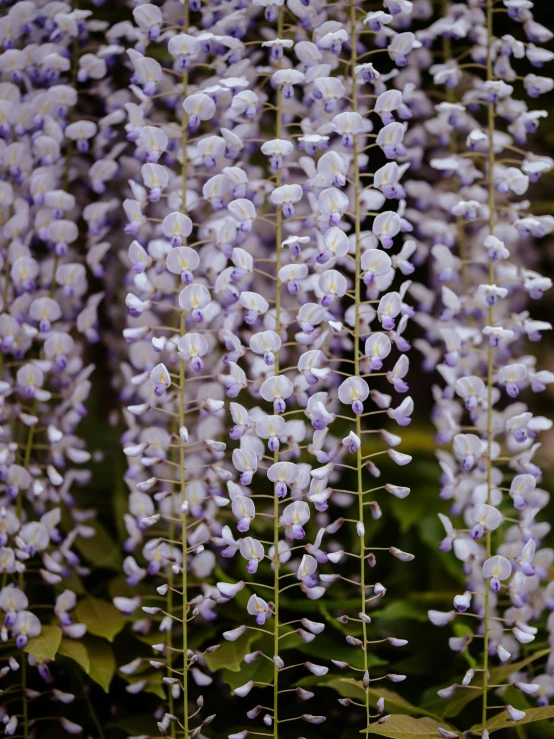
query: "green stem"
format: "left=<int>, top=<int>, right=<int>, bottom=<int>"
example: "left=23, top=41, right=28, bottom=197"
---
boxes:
left=273, top=11, right=284, bottom=737
left=168, top=434, right=177, bottom=734
left=350, top=1, right=369, bottom=730
left=180, top=3, right=190, bottom=734
left=482, top=0, right=495, bottom=728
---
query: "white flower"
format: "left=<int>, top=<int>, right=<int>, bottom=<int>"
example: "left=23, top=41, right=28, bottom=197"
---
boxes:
left=261, top=139, right=294, bottom=169
left=318, top=269, right=347, bottom=306
left=297, top=555, right=318, bottom=587
left=338, top=377, right=369, bottom=415
left=178, top=284, right=211, bottom=323
left=268, top=461, right=299, bottom=499
left=13, top=611, right=41, bottom=647
left=482, top=555, right=512, bottom=592
left=228, top=198, right=257, bottom=232
left=247, top=595, right=269, bottom=625
left=240, top=537, right=265, bottom=574
left=232, top=496, right=256, bottom=532
left=282, top=501, right=310, bottom=539
left=313, top=77, right=345, bottom=113
left=428, top=610, right=456, bottom=627
left=318, top=187, right=349, bottom=226
left=250, top=330, right=281, bottom=365
left=372, top=211, right=401, bottom=249
left=506, top=705, right=526, bottom=722
left=361, top=249, right=393, bottom=285
left=183, top=93, right=216, bottom=128
left=317, top=151, right=349, bottom=188
left=137, top=126, right=168, bottom=162
left=149, top=363, right=171, bottom=398
left=177, top=334, right=209, bottom=372
left=469, top=504, right=502, bottom=539
left=377, top=292, right=402, bottom=330
left=162, top=212, right=193, bottom=246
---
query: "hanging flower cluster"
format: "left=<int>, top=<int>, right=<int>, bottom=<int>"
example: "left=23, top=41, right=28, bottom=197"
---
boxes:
left=406, top=0, right=554, bottom=735
left=0, top=0, right=122, bottom=735
left=114, top=0, right=423, bottom=734
left=114, top=6, right=227, bottom=737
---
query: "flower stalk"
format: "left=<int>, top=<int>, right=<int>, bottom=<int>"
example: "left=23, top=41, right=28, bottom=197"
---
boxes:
left=180, top=7, right=190, bottom=735
left=350, top=0, right=370, bottom=728
left=418, top=2, right=554, bottom=734
left=273, top=10, right=284, bottom=735
left=482, top=0, right=495, bottom=725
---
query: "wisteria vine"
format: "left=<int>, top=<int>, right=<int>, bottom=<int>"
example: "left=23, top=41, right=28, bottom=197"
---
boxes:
left=0, top=0, right=551, bottom=738
left=409, top=0, right=554, bottom=735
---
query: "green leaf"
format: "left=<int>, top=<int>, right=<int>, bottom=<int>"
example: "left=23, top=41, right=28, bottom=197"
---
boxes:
left=222, top=655, right=273, bottom=692
left=120, top=670, right=166, bottom=700
left=58, top=638, right=90, bottom=673
left=86, top=637, right=116, bottom=693
left=281, top=595, right=362, bottom=614
left=74, top=520, right=122, bottom=571
left=293, top=632, right=386, bottom=670
left=422, top=648, right=551, bottom=718
left=417, top=516, right=465, bottom=585
left=489, top=648, right=551, bottom=685
left=319, top=603, right=361, bottom=635
left=363, top=715, right=457, bottom=737
left=24, top=625, right=62, bottom=662
left=107, top=575, right=151, bottom=601
left=187, top=624, right=218, bottom=651
left=371, top=601, right=428, bottom=622
left=296, top=676, right=441, bottom=721
left=278, top=625, right=304, bottom=653
left=214, top=567, right=251, bottom=611
left=326, top=676, right=367, bottom=702
left=220, top=635, right=274, bottom=691
left=204, top=631, right=262, bottom=673
left=499, top=688, right=554, bottom=738
left=107, top=715, right=158, bottom=735
left=452, top=623, right=476, bottom=669
left=389, top=492, right=428, bottom=533
left=472, top=706, right=554, bottom=734
left=75, top=597, right=125, bottom=642
left=63, top=571, right=86, bottom=596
